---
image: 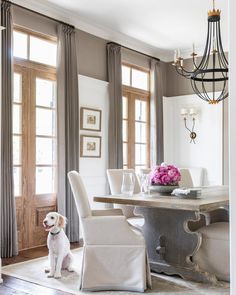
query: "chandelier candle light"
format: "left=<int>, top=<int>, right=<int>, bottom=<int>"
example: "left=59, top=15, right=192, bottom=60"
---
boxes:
left=172, top=0, right=228, bottom=104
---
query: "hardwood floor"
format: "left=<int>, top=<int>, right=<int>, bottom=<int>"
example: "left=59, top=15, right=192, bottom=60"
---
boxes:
left=1, top=243, right=81, bottom=295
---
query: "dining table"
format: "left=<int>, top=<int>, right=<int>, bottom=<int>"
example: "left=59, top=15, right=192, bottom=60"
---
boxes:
left=94, top=186, right=229, bottom=283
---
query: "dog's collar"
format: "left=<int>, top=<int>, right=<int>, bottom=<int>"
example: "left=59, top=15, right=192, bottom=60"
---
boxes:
left=50, top=229, right=61, bottom=236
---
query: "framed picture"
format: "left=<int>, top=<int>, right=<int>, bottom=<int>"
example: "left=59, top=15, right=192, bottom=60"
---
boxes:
left=80, top=107, right=102, bottom=131
left=80, top=135, right=101, bottom=158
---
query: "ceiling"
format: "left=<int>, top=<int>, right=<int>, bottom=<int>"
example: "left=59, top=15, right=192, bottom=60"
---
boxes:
left=13, top=0, right=229, bottom=61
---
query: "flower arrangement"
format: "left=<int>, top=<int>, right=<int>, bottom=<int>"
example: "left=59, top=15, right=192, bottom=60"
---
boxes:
left=150, top=163, right=181, bottom=186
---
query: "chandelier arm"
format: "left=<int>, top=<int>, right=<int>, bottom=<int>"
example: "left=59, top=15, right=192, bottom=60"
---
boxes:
left=192, top=72, right=211, bottom=101
left=194, top=21, right=212, bottom=71
left=216, top=22, right=228, bottom=69
left=216, top=80, right=227, bottom=101
left=217, top=20, right=228, bottom=66
left=191, top=79, right=209, bottom=102
left=218, top=91, right=229, bottom=102
left=175, top=65, right=193, bottom=79
left=174, top=66, right=191, bottom=78
left=201, top=79, right=211, bottom=101
left=192, top=56, right=198, bottom=69
left=201, top=23, right=213, bottom=70
left=216, top=83, right=227, bottom=102
left=178, top=64, right=196, bottom=76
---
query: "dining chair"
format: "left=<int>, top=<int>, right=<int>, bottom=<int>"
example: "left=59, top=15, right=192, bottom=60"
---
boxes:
left=179, top=168, right=194, bottom=187
left=193, top=219, right=229, bottom=281
left=68, top=171, right=151, bottom=292
left=106, top=169, right=144, bottom=227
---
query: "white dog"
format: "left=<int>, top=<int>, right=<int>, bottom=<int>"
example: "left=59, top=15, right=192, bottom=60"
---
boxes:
left=43, top=212, right=73, bottom=278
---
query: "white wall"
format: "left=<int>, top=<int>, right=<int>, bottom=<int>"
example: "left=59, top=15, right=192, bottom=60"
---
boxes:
left=163, top=94, right=223, bottom=186
left=230, top=0, right=236, bottom=292
left=78, top=75, right=109, bottom=209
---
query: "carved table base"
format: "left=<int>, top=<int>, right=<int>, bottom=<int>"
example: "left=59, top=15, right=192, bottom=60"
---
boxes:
left=134, top=207, right=218, bottom=283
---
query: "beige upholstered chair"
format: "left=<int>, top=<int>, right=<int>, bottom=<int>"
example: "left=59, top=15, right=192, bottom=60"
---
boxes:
left=179, top=168, right=229, bottom=280
left=107, top=169, right=144, bottom=227
left=193, top=221, right=229, bottom=281
left=179, top=168, right=194, bottom=187
left=68, top=171, right=151, bottom=292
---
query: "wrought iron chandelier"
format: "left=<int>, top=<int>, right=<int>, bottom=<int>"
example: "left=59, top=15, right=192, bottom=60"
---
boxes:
left=172, top=0, right=228, bottom=104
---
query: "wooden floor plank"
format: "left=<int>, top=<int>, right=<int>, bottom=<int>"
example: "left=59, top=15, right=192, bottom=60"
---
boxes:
left=1, top=243, right=81, bottom=295
left=1, top=275, right=72, bottom=295
left=2, top=242, right=80, bottom=266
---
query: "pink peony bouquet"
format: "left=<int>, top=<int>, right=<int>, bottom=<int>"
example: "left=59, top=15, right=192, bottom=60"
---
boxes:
left=150, top=163, right=181, bottom=186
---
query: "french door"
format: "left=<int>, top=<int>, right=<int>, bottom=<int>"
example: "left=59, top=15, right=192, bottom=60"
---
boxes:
left=13, top=65, right=57, bottom=250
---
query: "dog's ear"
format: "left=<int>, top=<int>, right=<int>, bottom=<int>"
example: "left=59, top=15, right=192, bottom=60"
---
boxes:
left=57, top=214, right=67, bottom=228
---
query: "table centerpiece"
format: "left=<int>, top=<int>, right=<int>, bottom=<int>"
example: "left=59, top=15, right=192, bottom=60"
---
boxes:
left=150, top=163, right=181, bottom=193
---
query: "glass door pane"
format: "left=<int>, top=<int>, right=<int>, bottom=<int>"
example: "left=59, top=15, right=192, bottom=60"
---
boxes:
left=13, top=72, right=23, bottom=197
left=35, top=76, right=56, bottom=195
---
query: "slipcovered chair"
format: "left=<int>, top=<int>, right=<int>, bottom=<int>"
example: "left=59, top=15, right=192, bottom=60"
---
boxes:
left=179, top=168, right=194, bottom=187
left=68, top=171, right=151, bottom=292
left=192, top=208, right=229, bottom=282
left=193, top=221, right=229, bottom=281
left=107, top=169, right=144, bottom=227
left=187, top=167, right=204, bottom=187
left=178, top=169, right=229, bottom=280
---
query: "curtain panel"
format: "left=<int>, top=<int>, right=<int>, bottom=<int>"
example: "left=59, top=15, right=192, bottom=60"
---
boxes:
left=150, top=59, right=164, bottom=166
left=1, top=0, right=18, bottom=257
left=57, top=24, right=80, bottom=242
left=107, top=43, right=123, bottom=169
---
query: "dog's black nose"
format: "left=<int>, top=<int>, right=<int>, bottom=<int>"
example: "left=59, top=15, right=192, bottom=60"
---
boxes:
left=43, top=220, right=48, bottom=225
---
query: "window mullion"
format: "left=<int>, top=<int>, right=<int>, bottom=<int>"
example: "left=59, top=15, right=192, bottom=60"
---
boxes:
left=129, top=93, right=135, bottom=169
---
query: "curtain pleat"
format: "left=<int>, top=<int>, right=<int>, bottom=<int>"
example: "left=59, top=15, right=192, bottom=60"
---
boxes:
left=57, top=24, right=80, bottom=242
left=150, top=59, right=164, bottom=166
left=1, top=0, right=18, bottom=258
left=107, top=43, right=123, bottom=169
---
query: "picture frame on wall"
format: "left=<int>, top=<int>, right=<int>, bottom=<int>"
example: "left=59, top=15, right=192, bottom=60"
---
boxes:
left=80, top=107, right=102, bottom=131
left=80, top=135, right=101, bottom=158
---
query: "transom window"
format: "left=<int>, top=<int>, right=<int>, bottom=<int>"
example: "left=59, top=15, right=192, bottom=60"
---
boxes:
left=122, top=64, right=150, bottom=172
left=13, top=29, right=57, bottom=67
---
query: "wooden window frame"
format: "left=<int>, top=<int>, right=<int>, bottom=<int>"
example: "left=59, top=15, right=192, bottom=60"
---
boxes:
left=122, top=63, right=150, bottom=170
left=13, top=26, right=57, bottom=69
left=13, top=26, right=58, bottom=250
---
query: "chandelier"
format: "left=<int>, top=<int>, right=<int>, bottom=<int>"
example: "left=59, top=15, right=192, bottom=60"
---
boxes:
left=172, top=0, right=228, bottom=104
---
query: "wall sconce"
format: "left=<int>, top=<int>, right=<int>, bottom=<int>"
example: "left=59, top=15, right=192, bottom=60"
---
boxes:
left=180, top=108, right=197, bottom=144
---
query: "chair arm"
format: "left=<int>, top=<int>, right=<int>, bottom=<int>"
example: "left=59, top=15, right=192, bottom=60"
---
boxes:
left=204, top=208, right=229, bottom=225
left=91, top=209, right=123, bottom=216
left=82, top=215, right=145, bottom=246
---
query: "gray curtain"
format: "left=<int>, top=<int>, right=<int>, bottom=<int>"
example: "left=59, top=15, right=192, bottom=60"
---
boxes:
left=57, top=24, right=80, bottom=242
left=107, top=43, right=123, bottom=169
left=150, top=59, right=164, bottom=166
left=1, top=0, right=18, bottom=257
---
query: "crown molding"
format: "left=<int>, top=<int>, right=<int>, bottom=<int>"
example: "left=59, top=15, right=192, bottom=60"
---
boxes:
left=12, top=0, right=175, bottom=62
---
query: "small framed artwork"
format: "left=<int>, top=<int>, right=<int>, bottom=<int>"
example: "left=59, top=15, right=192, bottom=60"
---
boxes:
left=80, top=107, right=102, bottom=131
left=80, top=135, right=101, bottom=158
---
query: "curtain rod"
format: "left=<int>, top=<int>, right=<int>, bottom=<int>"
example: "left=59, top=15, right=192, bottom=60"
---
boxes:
left=6, top=0, right=75, bottom=29
left=107, top=41, right=160, bottom=62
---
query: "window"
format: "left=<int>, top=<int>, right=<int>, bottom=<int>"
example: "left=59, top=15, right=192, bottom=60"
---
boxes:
left=13, top=27, right=57, bottom=250
left=13, top=28, right=57, bottom=198
left=13, top=29, right=57, bottom=66
left=122, top=64, right=150, bottom=172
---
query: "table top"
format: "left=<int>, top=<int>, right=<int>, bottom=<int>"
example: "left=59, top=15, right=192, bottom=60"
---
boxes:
left=94, top=186, right=229, bottom=212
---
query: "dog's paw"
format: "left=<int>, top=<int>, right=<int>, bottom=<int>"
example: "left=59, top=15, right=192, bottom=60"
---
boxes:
left=47, top=273, right=54, bottom=278
left=54, top=273, right=61, bottom=279
left=45, top=268, right=50, bottom=273
left=67, top=267, right=74, bottom=272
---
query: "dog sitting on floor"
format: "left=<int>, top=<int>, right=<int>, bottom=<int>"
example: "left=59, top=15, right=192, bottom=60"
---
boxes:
left=43, top=212, right=74, bottom=278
